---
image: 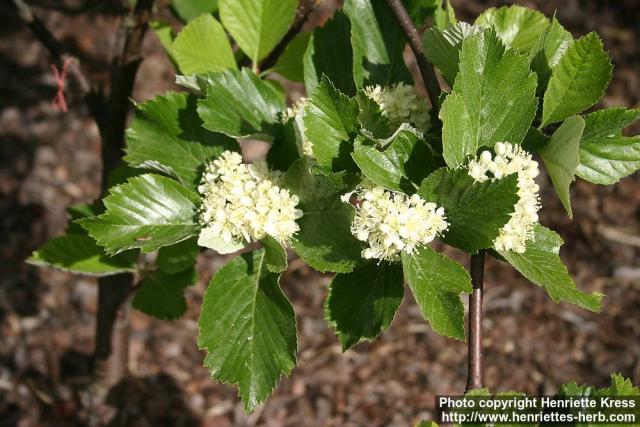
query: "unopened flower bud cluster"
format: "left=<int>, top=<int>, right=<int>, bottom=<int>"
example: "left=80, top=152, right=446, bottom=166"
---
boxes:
left=467, top=142, right=541, bottom=253
left=281, top=97, right=314, bottom=157
left=346, top=187, right=448, bottom=261
left=198, top=151, right=302, bottom=246
left=363, top=83, right=430, bottom=132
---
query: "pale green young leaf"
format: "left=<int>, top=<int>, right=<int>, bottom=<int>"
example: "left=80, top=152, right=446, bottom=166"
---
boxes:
left=497, top=224, right=603, bottom=312
left=541, top=32, right=612, bottom=127
left=439, top=29, right=538, bottom=167
left=269, top=32, right=310, bottom=82
left=28, top=234, right=136, bottom=277
left=540, top=116, right=585, bottom=217
left=219, top=0, right=297, bottom=67
left=132, top=268, right=198, bottom=320
left=197, top=227, right=246, bottom=254
left=171, top=0, right=218, bottom=22
left=125, top=92, right=239, bottom=189
left=157, top=237, right=199, bottom=274
left=402, top=246, right=472, bottom=340
left=303, top=76, right=359, bottom=172
left=150, top=21, right=177, bottom=66
left=303, top=12, right=355, bottom=96
left=352, top=129, right=438, bottom=193
left=197, top=68, right=285, bottom=139
left=326, top=262, right=403, bottom=350
left=433, top=0, right=456, bottom=30
left=423, top=22, right=481, bottom=85
left=198, top=250, right=297, bottom=412
left=344, top=0, right=411, bottom=88
left=78, top=174, right=201, bottom=254
left=261, top=235, right=288, bottom=273
left=475, top=5, right=549, bottom=53
left=418, top=168, right=518, bottom=254
left=172, top=14, right=236, bottom=75
left=576, top=108, right=640, bottom=184
left=282, top=160, right=363, bottom=273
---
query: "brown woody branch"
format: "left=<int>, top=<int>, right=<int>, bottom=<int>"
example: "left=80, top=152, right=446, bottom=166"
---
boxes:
left=466, top=251, right=485, bottom=391
left=384, top=0, right=441, bottom=109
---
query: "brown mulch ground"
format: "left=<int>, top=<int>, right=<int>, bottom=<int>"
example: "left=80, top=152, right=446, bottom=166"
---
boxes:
left=1, top=1, right=639, bottom=426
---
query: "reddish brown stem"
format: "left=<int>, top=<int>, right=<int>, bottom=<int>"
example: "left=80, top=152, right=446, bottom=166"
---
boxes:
left=384, top=0, right=441, bottom=109
left=466, top=251, right=485, bottom=392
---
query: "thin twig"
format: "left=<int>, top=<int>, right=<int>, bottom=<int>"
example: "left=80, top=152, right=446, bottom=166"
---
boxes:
left=466, top=251, right=485, bottom=392
left=384, top=0, right=441, bottom=109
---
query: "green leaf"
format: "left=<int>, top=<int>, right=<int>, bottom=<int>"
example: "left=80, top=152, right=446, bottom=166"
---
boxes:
left=326, top=262, right=403, bottom=350
left=433, top=0, right=456, bottom=30
left=540, top=116, right=584, bottom=217
left=439, top=29, right=538, bottom=167
left=405, top=0, right=438, bottom=27
left=283, top=160, right=363, bottom=273
left=344, top=0, right=411, bottom=88
left=157, top=237, right=199, bottom=274
left=28, top=234, right=136, bottom=276
left=269, top=32, right=310, bottom=82
left=171, top=0, right=218, bottom=22
left=475, top=5, right=549, bottom=53
left=418, top=168, right=519, bottom=254
left=132, top=268, right=197, bottom=320
left=198, top=250, right=297, bottom=412
left=529, top=18, right=574, bottom=95
left=261, top=235, right=287, bottom=273
left=125, top=92, right=239, bottom=189
left=150, top=21, right=177, bottom=66
left=541, top=32, right=613, bottom=127
left=401, top=246, right=472, bottom=340
left=197, top=68, right=285, bottom=139
left=352, top=129, right=438, bottom=193
left=576, top=107, right=640, bottom=184
left=219, top=0, right=297, bottom=67
left=521, top=126, right=549, bottom=152
left=423, top=22, right=481, bottom=85
left=497, top=224, right=603, bottom=312
left=303, top=11, right=355, bottom=96
left=303, top=76, right=359, bottom=172
left=266, top=120, right=301, bottom=172
left=78, top=174, right=201, bottom=254
left=172, top=14, right=236, bottom=75
left=197, top=227, right=246, bottom=254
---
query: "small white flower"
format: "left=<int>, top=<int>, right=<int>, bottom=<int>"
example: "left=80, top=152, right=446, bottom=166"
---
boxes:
left=347, top=187, right=449, bottom=261
left=281, top=97, right=314, bottom=157
left=198, top=151, right=302, bottom=249
left=363, top=83, right=431, bottom=132
left=467, top=142, right=541, bottom=254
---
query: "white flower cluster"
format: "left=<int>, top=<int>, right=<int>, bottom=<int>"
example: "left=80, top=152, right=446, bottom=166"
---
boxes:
left=198, top=151, right=302, bottom=247
left=346, top=187, right=448, bottom=261
left=363, top=83, right=430, bottom=132
left=467, top=142, right=541, bottom=253
left=281, top=97, right=314, bottom=157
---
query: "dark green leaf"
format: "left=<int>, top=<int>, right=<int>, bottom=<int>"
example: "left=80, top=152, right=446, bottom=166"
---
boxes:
left=198, top=250, right=297, bottom=412
left=78, top=174, right=201, bottom=254
left=125, top=92, right=239, bottom=189
left=171, top=0, right=218, bottom=22
left=269, top=32, right=310, bottom=82
left=576, top=107, right=640, bottom=184
left=219, top=0, right=298, bottom=67
left=418, top=168, right=518, bottom=253
left=439, top=29, right=538, bottom=167
left=541, top=32, right=612, bottom=127
left=423, top=22, right=480, bottom=85
left=303, top=76, right=359, bottom=172
left=303, top=11, right=355, bottom=96
left=540, top=116, right=584, bottom=217
left=172, top=14, right=236, bottom=75
left=344, top=0, right=411, bottom=88
left=401, top=245, right=472, bottom=340
left=266, top=120, right=301, bottom=172
left=326, top=262, right=403, bottom=350
left=352, top=129, right=438, bottom=193
left=157, top=237, right=199, bottom=274
left=197, top=68, right=285, bottom=139
left=497, top=224, right=603, bottom=312
left=282, top=160, right=363, bottom=273
left=132, top=268, right=197, bottom=320
left=261, top=235, right=288, bottom=273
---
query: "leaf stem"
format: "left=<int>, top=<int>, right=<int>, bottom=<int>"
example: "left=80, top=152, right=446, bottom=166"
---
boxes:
left=384, top=0, right=441, bottom=109
left=466, top=251, right=485, bottom=391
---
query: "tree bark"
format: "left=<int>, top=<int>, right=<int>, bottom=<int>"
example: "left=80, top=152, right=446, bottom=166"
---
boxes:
left=466, top=251, right=485, bottom=391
